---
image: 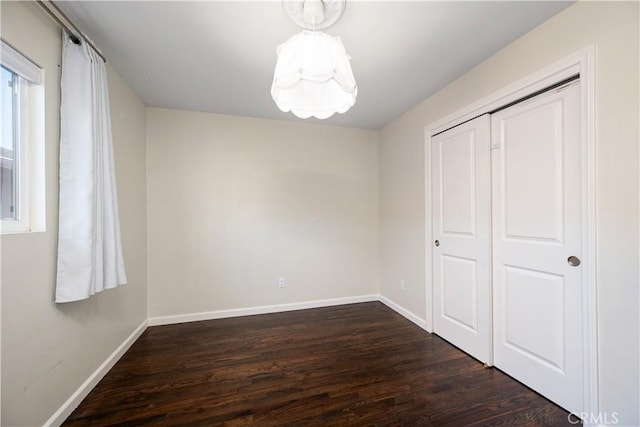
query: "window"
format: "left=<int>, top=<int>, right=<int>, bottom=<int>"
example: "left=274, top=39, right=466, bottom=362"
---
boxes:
left=1, top=40, right=45, bottom=234
left=2, top=65, right=19, bottom=221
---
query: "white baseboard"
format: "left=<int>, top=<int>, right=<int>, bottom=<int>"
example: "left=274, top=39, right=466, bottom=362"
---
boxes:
left=148, top=294, right=379, bottom=326
left=44, top=320, right=148, bottom=427
left=378, top=295, right=429, bottom=331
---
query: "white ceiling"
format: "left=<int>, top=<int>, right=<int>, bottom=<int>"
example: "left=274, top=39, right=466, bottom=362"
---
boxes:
left=56, top=1, right=572, bottom=130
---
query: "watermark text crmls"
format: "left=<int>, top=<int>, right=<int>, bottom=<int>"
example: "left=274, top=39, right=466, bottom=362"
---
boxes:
left=568, top=412, right=619, bottom=425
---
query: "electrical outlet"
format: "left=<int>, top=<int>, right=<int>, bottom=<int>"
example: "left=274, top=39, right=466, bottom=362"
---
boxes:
left=400, top=279, right=406, bottom=291
left=278, top=277, right=286, bottom=288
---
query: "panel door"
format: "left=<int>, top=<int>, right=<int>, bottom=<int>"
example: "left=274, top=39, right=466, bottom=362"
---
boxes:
left=491, top=82, right=583, bottom=414
left=432, top=114, right=491, bottom=364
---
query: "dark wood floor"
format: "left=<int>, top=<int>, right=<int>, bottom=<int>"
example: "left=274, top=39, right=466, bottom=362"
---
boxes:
left=64, top=302, right=576, bottom=426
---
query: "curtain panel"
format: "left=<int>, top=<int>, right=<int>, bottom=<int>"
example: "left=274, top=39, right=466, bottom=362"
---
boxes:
left=55, top=32, right=127, bottom=303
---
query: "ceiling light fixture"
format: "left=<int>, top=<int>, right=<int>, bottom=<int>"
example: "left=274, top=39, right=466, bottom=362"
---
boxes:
left=271, top=0, right=357, bottom=120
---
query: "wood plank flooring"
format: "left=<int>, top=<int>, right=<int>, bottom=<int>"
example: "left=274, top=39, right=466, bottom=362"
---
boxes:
left=64, top=302, right=577, bottom=426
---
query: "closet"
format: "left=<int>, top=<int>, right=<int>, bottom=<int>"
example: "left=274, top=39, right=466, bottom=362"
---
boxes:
left=431, top=80, right=584, bottom=415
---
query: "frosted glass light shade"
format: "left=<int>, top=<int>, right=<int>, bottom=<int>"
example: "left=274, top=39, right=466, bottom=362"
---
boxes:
left=271, top=31, right=357, bottom=119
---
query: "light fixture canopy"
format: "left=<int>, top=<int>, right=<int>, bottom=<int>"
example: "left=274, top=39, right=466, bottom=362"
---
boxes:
left=272, top=0, right=357, bottom=120
left=282, top=0, right=346, bottom=31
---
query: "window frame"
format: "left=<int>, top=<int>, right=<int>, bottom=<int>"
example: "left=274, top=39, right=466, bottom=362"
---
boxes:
left=1, top=40, right=45, bottom=234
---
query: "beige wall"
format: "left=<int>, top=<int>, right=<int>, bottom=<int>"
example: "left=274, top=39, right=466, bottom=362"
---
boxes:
left=0, top=2, right=148, bottom=426
left=379, top=1, right=639, bottom=424
left=147, top=108, right=379, bottom=318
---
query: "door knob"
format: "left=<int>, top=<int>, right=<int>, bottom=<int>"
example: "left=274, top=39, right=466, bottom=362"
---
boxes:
left=567, top=256, right=581, bottom=267
left=434, top=240, right=440, bottom=247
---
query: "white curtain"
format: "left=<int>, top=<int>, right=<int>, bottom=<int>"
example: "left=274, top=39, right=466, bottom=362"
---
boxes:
left=55, top=32, right=127, bottom=303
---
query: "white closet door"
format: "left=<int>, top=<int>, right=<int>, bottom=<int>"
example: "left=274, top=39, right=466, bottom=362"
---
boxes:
left=491, top=82, right=583, bottom=414
left=432, top=114, right=491, bottom=364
